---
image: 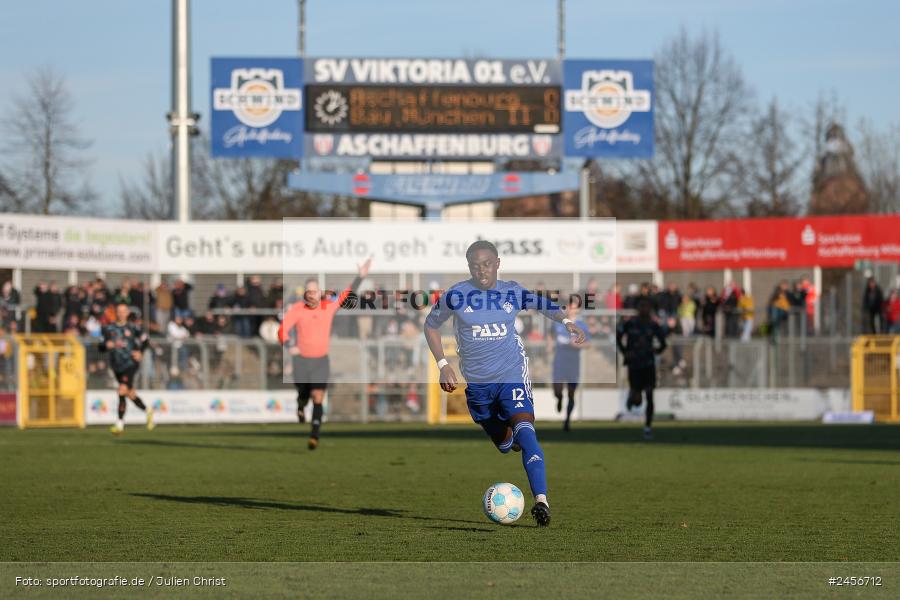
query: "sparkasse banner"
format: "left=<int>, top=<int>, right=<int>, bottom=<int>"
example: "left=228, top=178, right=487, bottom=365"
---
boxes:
left=659, top=214, right=900, bottom=270
left=211, top=57, right=304, bottom=158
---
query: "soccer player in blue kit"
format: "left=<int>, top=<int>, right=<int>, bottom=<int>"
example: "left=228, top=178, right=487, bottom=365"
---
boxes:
left=424, top=241, right=585, bottom=526
left=549, top=299, right=590, bottom=432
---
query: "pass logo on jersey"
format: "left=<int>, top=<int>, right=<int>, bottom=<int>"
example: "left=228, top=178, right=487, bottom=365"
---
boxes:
left=472, top=323, right=508, bottom=338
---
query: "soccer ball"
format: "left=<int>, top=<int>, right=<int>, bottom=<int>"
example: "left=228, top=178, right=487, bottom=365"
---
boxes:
left=482, top=482, right=525, bottom=525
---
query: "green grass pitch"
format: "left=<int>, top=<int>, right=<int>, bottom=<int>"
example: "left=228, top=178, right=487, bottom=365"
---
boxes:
left=2, top=421, right=898, bottom=564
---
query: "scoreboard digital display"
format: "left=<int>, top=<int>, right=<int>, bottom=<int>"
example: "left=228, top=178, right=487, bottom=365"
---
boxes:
left=306, top=85, right=561, bottom=134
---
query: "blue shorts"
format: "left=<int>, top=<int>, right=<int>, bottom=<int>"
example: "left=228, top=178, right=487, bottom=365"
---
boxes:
left=465, top=380, right=534, bottom=423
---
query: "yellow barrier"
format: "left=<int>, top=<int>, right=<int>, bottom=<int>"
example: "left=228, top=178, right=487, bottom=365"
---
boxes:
left=427, top=337, right=471, bottom=425
left=14, top=334, right=86, bottom=429
left=851, top=335, right=900, bottom=422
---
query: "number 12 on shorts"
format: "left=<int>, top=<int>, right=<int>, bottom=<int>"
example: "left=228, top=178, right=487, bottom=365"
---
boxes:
left=512, top=388, right=529, bottom=406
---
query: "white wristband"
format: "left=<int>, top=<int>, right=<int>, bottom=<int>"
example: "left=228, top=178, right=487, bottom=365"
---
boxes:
left=436, top=358, right=449, bottom=370
left=562, top=318, right=574, bottom=325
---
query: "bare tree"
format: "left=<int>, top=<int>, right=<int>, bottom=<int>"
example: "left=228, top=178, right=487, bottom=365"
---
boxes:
left=120, top=148, right=225, bottom=220
left=193, top=148, right=295, bottom=219
left=638, top=28, right=755, bottom=218
left=855, top=119, right=900, bottom=214
left=120, top=153, right=174, bottom=220
left=0, top=66, right=94, bottom=214
left=121, top=134, right=367, bottom=220
left=742, top=98, right=804, bottom=216
left=0, top=169, right=23, bottom=211
left=805, top=91, right=846, bottom=165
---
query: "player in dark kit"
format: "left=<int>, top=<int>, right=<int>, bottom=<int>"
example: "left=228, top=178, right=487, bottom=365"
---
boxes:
left=616, top=298, right=666, bottom=440
left=549, top=299, right=590, bottom=431
left=424, top=241, right=585, bottom=527
left=103, top=302, right=153, bottom=436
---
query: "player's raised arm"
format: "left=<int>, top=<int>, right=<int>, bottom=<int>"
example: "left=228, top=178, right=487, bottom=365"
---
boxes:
left=520, top=284, right=585, bottom=344
left=335, top=257, right=372, bottom=308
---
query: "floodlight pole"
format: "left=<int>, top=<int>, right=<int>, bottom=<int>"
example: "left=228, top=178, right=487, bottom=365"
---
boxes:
left=557, top=0, right=565, bottom=61
left=559, top=0, right=591, bottom=221
left=297, top=0, right=306, bottom=175
left=170, top=0, right=194, bottom=224
left=298, top=0, right=306, bottom=57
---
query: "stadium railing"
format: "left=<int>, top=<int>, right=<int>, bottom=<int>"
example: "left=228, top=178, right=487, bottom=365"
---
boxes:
left=1, top=332, right=859, bottom=424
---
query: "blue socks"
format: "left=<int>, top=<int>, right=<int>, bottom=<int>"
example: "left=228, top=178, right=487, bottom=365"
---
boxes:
left=513, top=421, right=547, bottom=497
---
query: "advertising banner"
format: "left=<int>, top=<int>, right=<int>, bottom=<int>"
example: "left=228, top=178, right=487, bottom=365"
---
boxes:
left=651, top=388, right=851, bottom=420
left=85, top=390, right=301, bottom=425
left=531, top=387, right=850, bottom=421
left=156, top=221, right=286, bottom=275
left=286, top=171, right=578, bottom=204
left=659, top=214, right=900, bottom=270
left=211, top=57, right=304, bottom=158
left=304, top=133, right=561, bottom=159
left=277, top=219, right=642, bottom=275
left=562, top=59, right=654, bottom=158
left=0, top=392, right=16, bottom=426
left=158, top=219, right=647, bottom=274
left=614, top=221, right=657, bottom=273
left=307, top=57, right=562, bottom=86
left=0, top=213, right=157, bottom=273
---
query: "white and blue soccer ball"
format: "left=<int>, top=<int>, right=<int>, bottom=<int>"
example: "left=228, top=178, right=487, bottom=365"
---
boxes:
left=482, top=482, right=525, bottom=525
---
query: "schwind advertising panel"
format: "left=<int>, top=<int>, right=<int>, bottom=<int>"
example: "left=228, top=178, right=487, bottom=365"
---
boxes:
left=210, top=57, right=304, bottom=158
left=562, top=59, right=654, bottom=158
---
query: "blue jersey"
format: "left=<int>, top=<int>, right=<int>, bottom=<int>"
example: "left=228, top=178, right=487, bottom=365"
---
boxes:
left=425, top=279, right=561, bottom=384
left=551, top=321, right=591, bottom=364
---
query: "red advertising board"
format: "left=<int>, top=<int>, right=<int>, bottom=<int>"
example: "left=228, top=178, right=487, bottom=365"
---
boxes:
left=658, top=214, right=900, bottom=271
left=0, top=392, right=16, bottom=426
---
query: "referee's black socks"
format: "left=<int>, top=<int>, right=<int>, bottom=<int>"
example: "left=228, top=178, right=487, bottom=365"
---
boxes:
left=311, top=403, right=323, bottom=438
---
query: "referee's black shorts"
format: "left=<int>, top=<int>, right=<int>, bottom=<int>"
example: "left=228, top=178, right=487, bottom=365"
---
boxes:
left=292, top=355, right=330, bottom=391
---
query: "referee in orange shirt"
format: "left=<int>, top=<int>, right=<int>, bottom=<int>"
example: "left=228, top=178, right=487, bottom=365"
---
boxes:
left=279, top=259, right=371, bottom=449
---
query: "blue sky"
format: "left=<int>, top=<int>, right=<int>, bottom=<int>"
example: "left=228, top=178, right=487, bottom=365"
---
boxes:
left=1, top=0, right=898, bottom=212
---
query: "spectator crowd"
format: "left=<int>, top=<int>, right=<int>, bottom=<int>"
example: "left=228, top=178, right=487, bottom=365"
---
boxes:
left=2, top=273, right=900, bottom=346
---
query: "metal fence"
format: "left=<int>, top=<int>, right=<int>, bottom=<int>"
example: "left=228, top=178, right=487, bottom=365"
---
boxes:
left=5, top=333, right=859, bottom=393
left=2, top=332, right=859, bottom=420
left=80, top=334, right=854, bottom=389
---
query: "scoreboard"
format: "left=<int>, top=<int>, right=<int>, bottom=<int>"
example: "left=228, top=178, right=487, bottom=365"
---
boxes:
left=306, top=85, right=561, bottom=134
left=211, top=57, right=654, bottom=159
